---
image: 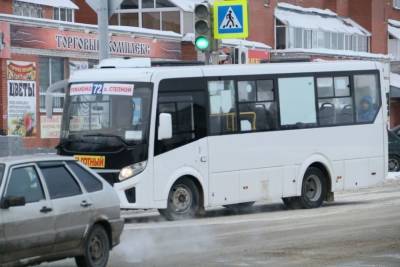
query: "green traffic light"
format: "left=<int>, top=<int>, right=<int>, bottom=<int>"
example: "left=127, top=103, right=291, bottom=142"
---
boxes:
left=195, top=36, right=209, bottom=50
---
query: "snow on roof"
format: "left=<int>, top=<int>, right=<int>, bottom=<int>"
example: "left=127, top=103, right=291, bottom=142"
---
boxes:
left=182, top=33, right=271, bottom=49
left=389, top=19, right=400, bottom=40
left=275, top=3, right=370, bottom=36
left=273, top=48, right=389, bottom=60
left=0, top=13, right=181, bottom=39
left=222, top=39, right=271, bottom=50
left=16, top=0, right=79, bottom=9
left=169, top=0, right=214, bottom=12
left=391, top=72, right=400, bottom=88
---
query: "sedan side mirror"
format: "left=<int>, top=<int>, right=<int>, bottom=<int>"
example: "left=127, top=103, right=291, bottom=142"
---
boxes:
left=0, top=196, right=26, bottom=209
left=158, top=113, right=173, bottom=140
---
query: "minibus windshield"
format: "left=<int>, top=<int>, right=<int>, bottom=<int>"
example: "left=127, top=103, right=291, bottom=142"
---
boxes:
left=62, top=82, right=152, bottom=146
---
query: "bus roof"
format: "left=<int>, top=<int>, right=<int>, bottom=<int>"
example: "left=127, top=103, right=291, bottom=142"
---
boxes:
left=69, top=60, right=381, bottom=84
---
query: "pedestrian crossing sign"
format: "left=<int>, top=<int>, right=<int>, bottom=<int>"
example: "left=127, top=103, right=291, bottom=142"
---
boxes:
left=213, top=0, right=248, bottom=39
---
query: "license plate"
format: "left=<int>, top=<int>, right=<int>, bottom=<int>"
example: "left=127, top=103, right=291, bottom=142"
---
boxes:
left=74, top=155, right=105, bottom=168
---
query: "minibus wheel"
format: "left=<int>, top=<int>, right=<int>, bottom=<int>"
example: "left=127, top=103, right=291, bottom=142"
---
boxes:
left=298, top=167, right=327, bottom=209
left=159, top=179, right=200, bottom=221
left=389, top=155, right=400, bottom=172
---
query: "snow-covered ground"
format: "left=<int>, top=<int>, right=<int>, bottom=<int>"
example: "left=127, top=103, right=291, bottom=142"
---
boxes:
left=388, top=172, right=400, bottom=180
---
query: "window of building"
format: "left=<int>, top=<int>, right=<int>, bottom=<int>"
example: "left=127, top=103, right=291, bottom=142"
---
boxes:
left=142, top=12, right=161, bottom=30
left=276, top=21, right=369, bottom=53
left=278, top=77, right=317, bottom=127
left=121, top=0, right=139, bottom=9
left=317, top=76, right=354, bottom=125
left=208, top=80, right=237, bottom=134
left=13, top=1, right=43, bottom=18
left=354, top=74, right=380, bottom=123
left=394, top=0, right=400, bottom=9
left=39, top=57, right=65, bottom=112
left=40, top=165, right=82, bottom=199
left=120, top=13, right=139, bottom=27
left=54, top=8, right=74, bottom=22
left=5, top=166, right=45, bottom=203
left=162, top=11, right=180, bottom=32
left=115, top=0, right=182, bottom=33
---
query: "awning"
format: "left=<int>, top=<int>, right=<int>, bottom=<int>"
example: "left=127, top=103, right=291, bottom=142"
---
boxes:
left=16, top=0, right=79, bottom=9
left=275, top=3, right=370, bottom=36
left=389, top=19, right=400, bottom=40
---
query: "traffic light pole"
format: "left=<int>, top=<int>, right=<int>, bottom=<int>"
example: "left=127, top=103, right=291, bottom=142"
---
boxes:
left=97, top=0, right=109, bottom=60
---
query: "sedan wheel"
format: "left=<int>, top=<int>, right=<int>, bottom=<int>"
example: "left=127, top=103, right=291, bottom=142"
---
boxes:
left=75, top=225, right=110, bottom=267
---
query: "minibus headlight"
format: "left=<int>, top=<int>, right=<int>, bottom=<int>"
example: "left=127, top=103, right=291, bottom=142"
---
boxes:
left=119, top=161, right=147, bottom=181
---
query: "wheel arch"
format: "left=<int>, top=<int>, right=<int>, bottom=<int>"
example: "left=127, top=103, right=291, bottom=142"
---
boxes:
left=163, top=167, right=206, bottom=208
left=297, top=154, right=334, bottom=198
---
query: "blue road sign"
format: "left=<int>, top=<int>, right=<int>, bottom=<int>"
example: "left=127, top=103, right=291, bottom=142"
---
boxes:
left=213, top=0, right=249, bottom=39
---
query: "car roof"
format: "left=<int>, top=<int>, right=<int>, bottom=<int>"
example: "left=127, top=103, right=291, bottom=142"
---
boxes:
left=0, top=154, right=74, bottom=166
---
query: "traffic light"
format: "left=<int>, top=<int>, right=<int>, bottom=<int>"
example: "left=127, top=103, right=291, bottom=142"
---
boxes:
left=194, top=2, right=217, bottom=52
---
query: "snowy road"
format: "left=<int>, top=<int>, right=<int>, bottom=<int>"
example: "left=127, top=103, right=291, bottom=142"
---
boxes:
left=40, top=179, right=400, bottom=267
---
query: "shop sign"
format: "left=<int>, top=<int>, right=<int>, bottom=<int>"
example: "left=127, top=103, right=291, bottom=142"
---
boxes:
left=248, top=50, right=270, bottom=64
left=7, top=61, right=37, bottom=137
left=40, top=115, right=61, bottom=139
left=11, top=25, right=181, bottom=59
left=0, top=22, right=10, bottom=58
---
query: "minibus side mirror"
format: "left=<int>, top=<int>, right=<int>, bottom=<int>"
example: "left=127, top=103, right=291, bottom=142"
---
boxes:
left=158, top=113, right=173, bottom=140
left=0, top=196, right=26, bottom=209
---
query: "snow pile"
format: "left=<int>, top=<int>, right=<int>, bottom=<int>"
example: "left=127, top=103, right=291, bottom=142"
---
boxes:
left=275, top=3, right=370, bottom=36
left=17, top=0, right=78, bottom=9
left=170, top=0, right=214, bottom=12
left=387, top=172, right=400, bottom=180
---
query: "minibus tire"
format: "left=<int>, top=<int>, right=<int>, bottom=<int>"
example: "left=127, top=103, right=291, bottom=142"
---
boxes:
left=389, top=155, right=400, bottom=172
left=159, top=179, right=200, bottom=221
left=75, top=225, right=110, bottom=267
left=298, top=167, right=327, bottom=209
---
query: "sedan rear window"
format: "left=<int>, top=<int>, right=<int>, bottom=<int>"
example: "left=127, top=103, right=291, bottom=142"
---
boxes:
left=40, top=166, right=82, bottom=199
left=67, top=162, right=103, bottom=193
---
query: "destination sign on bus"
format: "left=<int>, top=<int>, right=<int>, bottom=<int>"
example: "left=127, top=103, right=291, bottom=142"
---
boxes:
left=70, top=83, right=134, bottom=96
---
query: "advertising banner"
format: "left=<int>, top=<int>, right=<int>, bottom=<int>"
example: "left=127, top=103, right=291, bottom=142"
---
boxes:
left=7, top=61, right=37, bottom=137
left=248, top=50, right=270, bottom=64
left=40, top=115, right=61, bottom=138
left=11, top=24, right=181, bottom=59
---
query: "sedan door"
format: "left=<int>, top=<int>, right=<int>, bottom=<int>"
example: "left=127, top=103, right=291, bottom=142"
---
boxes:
left=38, top=162, right=93, bottom=253
left=1, top=164, right=56, bottom=263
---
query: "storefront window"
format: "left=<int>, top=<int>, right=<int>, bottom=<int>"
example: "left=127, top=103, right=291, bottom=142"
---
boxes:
left=162, top=11, right=180, bottom=33
left=143, top=12, right=161, bottom=30
left=120, top=13, right=139, bottom=27
left=39, top=57, right=65, bottom=112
